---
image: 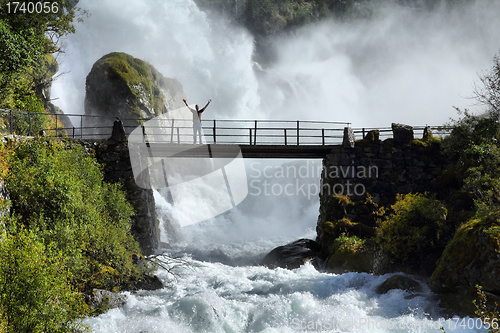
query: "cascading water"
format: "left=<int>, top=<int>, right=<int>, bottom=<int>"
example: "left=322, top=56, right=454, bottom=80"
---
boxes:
left=51, top=0, right=500, bottom=331
left=84, top=158, right=483, bottom=333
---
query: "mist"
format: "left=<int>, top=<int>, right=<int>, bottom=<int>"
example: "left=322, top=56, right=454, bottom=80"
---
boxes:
left=52, top=0, right=500, bottom=128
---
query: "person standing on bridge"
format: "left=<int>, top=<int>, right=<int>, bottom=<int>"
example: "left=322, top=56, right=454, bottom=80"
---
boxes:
left=183, top=98, right=211, bottom=144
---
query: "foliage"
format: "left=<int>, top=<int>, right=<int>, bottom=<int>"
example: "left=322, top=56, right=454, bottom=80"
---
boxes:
left=443, top=109, right=500, bottom=208
left=329, top=233, right=366, bottom=256
left=0, top=0, right=79, bottom=89
left=474, top=285, right=500, bottom=333
left=326, top=232, right=374, bottom=273
left=242, top=0, right=340, bottom=38
left=377, top=193, right=448, bottom=264
left=474, top=51, right=500, bottom=115
left=4, top=139, right=144, bottom=291
left=0, top=223, right=88, bottom=333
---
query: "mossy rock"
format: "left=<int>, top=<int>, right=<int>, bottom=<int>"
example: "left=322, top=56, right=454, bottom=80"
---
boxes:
left=321, top=219, right=376, bottom=240
left=431, top=210, right=500, bottom=293
left=326, top=235, right=374, bottom=273
left=85, top=52, right=185, bottom=131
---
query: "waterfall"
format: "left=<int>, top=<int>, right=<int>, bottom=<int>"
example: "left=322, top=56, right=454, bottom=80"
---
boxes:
left=50, top=1, right=500, bottom=331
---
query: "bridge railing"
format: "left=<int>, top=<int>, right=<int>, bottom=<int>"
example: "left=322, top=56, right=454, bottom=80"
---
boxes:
left=128, top=119, right=351, bottom=145
left=0, top=108, right=451, bottom=145
left=198, top=119, right=350, bottom=145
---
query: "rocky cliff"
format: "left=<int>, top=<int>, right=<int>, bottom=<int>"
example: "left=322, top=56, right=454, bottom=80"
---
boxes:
left=92, top=121, right=160, bottom=255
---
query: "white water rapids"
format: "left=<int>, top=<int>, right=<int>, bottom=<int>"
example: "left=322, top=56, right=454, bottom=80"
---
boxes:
left=83, top=160, right=482, bottom=333
left=51, top=0, right=500, bottom=331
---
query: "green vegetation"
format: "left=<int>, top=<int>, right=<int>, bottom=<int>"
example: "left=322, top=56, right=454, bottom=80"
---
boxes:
left=0, top=224, right=88, bottom=333
left=0, top=139, right=147, bottom=332
left=197, top=0, right=474, bottom=40
left=0, top=0, right=81, bottom=134
left=377, top=193, right=447, bottom=265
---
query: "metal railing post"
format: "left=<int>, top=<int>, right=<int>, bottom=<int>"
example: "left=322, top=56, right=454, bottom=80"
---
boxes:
left=322, top=128, right=325, bottom=145
left=72, top=127, right=75, bottom=138
left=254, top=120, right=257, bottom=145
left=28, top=112, right=32, bottom=136
left=213, top=119, right=216, bottom=144
left=284, top=128, right=287, bottom=146
left=80, top=115, right=83, bottom=138
left=249, top=128, right=252, bottom=145
left=296, top=120, right=299, bottom=145
left=177, top=127, right=180, bottom=144
left=170, top=119, right=175, bottom=143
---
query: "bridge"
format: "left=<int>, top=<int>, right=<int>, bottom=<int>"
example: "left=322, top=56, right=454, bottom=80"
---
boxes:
left=1, top=109, right=448, bottom=159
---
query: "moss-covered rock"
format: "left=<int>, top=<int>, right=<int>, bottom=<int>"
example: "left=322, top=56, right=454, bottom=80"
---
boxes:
left=431, top=210, right=500, bottom=293
left=326, top=234, right=374, bottom=273
left=85, top=52, right=185, bottom=131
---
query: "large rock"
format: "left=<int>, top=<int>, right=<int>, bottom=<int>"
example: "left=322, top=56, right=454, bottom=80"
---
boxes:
left=431, top=212, right=500, bottom=293
left=376, top=275, right=424, bottom=294
left=94, top=129, right=160, bottom=255
left=84, top=52, right=185, bottom=133
left=87, top=289, right=127, bottom=315
left=392, top=123, right=414, bottom=146
left=261, top=239, right=321, bottom=269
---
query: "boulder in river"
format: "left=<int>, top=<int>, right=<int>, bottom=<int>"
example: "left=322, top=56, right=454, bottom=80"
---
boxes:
left=376, top=275, right=424, bottom=294
left=261, top=238, right=321, bottom=269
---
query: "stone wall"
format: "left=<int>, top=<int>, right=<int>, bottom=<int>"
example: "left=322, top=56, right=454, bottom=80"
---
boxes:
left=316, top=124, right=447, bottom=253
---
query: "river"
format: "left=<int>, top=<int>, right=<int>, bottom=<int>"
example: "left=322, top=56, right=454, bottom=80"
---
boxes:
left=84, top=160, right=481, bottom=333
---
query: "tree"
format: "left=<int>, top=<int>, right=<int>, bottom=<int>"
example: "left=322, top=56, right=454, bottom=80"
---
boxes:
left=474, top=51, right=500, bottom=117
left=0, top=0, right=81, bottom=106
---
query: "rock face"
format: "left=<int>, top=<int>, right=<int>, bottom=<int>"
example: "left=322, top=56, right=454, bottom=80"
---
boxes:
left=0, top=178, right=9, bottom=220
left=261, top=239, right=321, bottom=269
left=84, top=52, right=185, bottom=132
left=92, top=121, right=160, bottom=255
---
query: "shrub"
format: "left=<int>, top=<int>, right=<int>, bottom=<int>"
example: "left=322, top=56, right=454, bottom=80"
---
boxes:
left=5, top=139, right=143, bottom=291
left=0, top=223, right=88, bottom=333
left=377, top=193, right=448, bottom=265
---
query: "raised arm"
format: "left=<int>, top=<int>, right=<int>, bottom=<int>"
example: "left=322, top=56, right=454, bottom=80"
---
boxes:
left=200, top=99, right=212, bottom=112
left=182, top=98, right=189, bottom=107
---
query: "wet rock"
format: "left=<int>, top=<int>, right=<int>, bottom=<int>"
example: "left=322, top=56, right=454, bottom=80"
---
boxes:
left=87, top=289, right=127, bottom=314
left=261, top=239, right=321, bottom=270
left=124, top=274, right=164, bottom=291
left=376, top=275, right=423, bottom=294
